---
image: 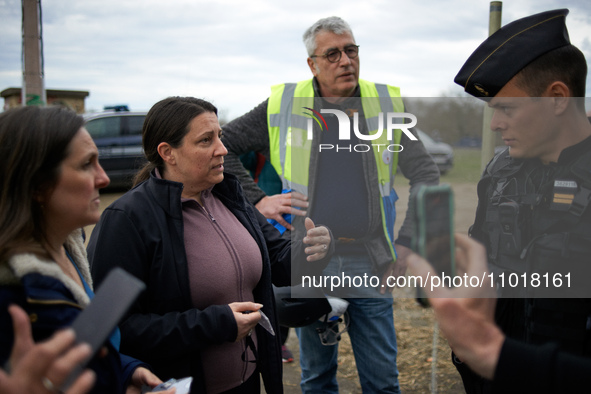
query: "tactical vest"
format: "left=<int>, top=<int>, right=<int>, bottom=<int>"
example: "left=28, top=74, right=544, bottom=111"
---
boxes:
left=266, top=79, right=405, bottom=261
left=472, top=147, right=591, bottom=355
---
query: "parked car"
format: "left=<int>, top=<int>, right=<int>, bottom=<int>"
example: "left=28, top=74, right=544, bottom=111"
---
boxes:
left=416, top=129, right=454, bottom=175
left=84, top=110, right=147, bottom=189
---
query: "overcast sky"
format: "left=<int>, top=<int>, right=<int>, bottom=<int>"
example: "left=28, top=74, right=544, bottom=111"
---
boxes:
left=1, top=0, right=590, bottom=120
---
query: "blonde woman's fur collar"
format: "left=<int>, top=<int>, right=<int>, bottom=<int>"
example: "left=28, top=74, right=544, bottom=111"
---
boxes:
left=2, top=229, right=92, bottom=307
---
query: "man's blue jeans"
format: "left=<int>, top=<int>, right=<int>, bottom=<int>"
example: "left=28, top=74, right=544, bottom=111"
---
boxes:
left=295, top=254, right=401, bottom=393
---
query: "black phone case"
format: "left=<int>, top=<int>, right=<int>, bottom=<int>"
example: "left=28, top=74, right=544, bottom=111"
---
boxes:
left=61, top=267, right=145, bottom=390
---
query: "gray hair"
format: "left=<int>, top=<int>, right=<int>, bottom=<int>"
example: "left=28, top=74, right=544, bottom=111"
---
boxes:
left=302, top=16, right=354, bottom=56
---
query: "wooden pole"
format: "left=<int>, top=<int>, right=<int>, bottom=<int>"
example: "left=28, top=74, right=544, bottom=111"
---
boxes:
left=480, top=1, right=502, bottom=172
left=22, top=0, right=46, bottom=106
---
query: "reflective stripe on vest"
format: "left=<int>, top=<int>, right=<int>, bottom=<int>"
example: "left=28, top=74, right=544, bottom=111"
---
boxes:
left=267, top=79, right=405, bottom=260
left=267, top=79, right=404, bottom=196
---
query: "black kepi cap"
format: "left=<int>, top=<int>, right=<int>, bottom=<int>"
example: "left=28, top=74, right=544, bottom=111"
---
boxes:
left=454, top=9, right=570, bottom=98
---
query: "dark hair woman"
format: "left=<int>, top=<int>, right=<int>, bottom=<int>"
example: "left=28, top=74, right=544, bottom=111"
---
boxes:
left=88, top=96, right=333, bottom=394
left=0, top=106, right=172, bottom=394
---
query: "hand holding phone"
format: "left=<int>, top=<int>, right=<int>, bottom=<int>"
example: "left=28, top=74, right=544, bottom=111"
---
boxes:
left=60, top=267, right=145, bottom=391
left=151, top=377, right=193, bottom=393
left=412, top=184, right=455, bottom=306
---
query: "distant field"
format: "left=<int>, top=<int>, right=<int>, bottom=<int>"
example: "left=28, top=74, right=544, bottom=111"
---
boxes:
left=396, top=147, right=483, bottom=185
left=441, top=147, right=483, bottom=184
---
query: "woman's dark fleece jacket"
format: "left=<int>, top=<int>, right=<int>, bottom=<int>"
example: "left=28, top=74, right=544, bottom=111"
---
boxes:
left=87, top=172, right=331, bottom=394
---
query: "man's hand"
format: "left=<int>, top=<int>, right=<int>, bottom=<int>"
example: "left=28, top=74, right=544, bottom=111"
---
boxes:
left=407, top=234, right=503, bottom=380
left=379, top=244, right=411, bottom=294
left=303, top=217, right=331, bottom=261
left=255, top=191, right=308, bottom=231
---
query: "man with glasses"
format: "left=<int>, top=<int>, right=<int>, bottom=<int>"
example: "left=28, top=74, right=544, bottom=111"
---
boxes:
left=222, top=16, right=439, bottom=393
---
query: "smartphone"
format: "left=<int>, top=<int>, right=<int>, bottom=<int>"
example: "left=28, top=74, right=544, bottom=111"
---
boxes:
left=151, top=377, right=193, bottom=393
left=412, top=184, right=455, bottom=306
left=60, top=267, right=146, bottom=391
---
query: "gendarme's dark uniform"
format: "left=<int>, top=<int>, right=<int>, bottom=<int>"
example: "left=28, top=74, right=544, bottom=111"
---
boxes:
left=453, top=8, right=591, bottom=393
left=473, top=140, right=591, bottom=342
left=462, top=140, right=591, bottom=393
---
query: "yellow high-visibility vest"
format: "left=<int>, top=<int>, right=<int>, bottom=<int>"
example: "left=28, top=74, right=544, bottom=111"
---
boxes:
left=266, top=78, right=406, bottom=260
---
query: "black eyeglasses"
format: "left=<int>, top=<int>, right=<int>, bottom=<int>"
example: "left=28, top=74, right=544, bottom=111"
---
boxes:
left=310, top=44, right=360, bottom=63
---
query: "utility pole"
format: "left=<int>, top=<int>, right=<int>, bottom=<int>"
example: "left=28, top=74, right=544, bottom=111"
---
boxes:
left=22, top=0, right=45, bottom=106
left=480, top=1, right=502, bottom=172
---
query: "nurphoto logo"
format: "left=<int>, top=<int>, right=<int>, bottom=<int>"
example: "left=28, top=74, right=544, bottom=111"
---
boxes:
left=303, top=108, right=418, bottom=153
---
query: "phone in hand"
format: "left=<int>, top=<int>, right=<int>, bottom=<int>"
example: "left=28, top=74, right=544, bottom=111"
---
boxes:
left=412, top=184, right=455, bottom=307
left=60, top=267, right=146, bottom=391
left=151, top=377, right=193, bottom=393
